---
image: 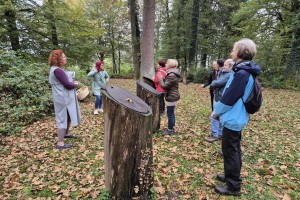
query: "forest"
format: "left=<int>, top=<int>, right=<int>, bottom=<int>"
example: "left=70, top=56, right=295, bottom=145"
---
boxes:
left=0, top=0, right=300, bottom=199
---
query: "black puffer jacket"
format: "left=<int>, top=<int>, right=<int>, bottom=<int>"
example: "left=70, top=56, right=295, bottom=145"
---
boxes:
left=159, top=68, right=181, bottom=102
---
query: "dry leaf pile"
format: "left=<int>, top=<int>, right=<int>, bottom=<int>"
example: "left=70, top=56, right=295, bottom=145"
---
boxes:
left=0, top=79, right=299, bottom=199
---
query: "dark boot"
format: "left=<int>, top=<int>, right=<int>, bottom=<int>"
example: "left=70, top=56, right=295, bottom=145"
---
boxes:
left=205, top=136, right=218, bottom=143
left=214, top=185, right=241, bottom=196
left=217, top=174, right=225, bottom=182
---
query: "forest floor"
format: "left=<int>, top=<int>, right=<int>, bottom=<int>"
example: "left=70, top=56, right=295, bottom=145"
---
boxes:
left=0, top=79, right=299, bottom=200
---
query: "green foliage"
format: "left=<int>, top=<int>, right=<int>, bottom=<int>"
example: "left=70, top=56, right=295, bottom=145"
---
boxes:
left=150, top=187, right=157, bottom=200
left=109, top=64, right=134, bottom=79
left=0, top=51, right=53, bottom=134
left=98, top=188, right=111, bottom=200
left=187, top=68, right=211, bottom=83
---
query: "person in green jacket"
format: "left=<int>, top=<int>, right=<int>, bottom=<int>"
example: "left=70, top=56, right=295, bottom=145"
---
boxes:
left=87, top=61, right=109, bottom=115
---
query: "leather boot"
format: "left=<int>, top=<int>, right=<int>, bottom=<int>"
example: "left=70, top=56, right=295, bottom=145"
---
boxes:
left=215, top=185, right=241, bottom=196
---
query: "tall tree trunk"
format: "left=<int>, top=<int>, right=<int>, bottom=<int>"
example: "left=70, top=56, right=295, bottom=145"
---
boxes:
left=118, top=47, right=121, bottom=74
left=129, top=0, right=141, bottom=79
left=175, top=0, right=185, bottom=60
left=200, top=53, right=207, bottom=68
left=188, top=0, right=200, bottom=68
left=48, top=0, right=58, bottom=47
left=140, top=0, right=156, bottom=80
left=285, top=5, right=300, bottom=86
left=4, top=8, right=20, bottom=51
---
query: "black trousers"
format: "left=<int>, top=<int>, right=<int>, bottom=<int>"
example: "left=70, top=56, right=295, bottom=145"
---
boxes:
left=159, top=93, right=165, bottom=114
left=222, top=127, right=242, bottom=191
left=210, top=88, right=214, bottom=111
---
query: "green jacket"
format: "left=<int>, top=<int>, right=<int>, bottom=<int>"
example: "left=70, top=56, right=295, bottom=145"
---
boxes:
left=87, top=67, right=109, bottom=96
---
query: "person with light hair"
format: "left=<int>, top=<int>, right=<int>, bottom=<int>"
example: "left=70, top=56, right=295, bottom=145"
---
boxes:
left=158, top=59, right=181, bottom=136
left=205, top=59, right=234, bottom=143
left=212, top=38, right=261, bottom=196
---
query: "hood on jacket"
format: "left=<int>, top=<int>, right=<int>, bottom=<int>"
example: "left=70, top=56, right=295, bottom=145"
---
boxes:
left=166, top=67, right=181, bottom=77
left=233, top=61, right=261, bottom=76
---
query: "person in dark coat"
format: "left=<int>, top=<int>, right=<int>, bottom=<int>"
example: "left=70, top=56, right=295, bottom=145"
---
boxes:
left=213, top=38, right=261, bottom=196
left=203, top=60, right=220, bottom=111
left=158, top=59, right=181, bottom=136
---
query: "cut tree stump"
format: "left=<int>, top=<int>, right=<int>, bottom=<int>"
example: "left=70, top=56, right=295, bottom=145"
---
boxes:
left=101, top=86, right=153, bottom=199
left=142, top=76, right=156, bottom=89
left=136, top=80, right=161, bottom=133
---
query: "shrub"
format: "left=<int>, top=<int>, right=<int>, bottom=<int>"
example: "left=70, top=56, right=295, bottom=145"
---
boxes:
left=0, top=63, right=53, bottom=135
left=188, top=68, right=211, bottom=83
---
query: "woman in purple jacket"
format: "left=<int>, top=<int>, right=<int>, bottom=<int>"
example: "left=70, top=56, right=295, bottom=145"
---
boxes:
left=48, top=50, right=81, bottom=149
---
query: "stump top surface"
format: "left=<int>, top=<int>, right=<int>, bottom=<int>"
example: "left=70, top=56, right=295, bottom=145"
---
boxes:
left=137, top=81, right=160, bottom=96
left=102, top=86, right=151, bottom=114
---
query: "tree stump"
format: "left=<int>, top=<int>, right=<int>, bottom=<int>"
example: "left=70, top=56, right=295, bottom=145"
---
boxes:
left=136, top=80, right=161, bottom=133
left=142, top=76, right=156, bottom=89
left=101, top=86, right=153, bottom=199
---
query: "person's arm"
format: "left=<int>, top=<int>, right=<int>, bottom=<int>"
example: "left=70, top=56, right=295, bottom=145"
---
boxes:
left=214, top=71, right=249, bottom=116
left=159, top=73, right=174, bottom=90
left=203, top=72, right=213, bottom=88
left=87, top=68, right=97, bottom=77
left=210, top=73, right=231, bottom=88
left=104, top=71, right=110, bottom=82
left=54, top=68, right=78, bottom=89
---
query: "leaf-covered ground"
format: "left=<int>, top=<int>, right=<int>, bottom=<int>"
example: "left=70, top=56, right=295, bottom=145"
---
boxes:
left=1, top=79, right=299, bottom=199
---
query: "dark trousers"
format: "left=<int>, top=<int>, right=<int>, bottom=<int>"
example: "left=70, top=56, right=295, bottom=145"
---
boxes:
left=210, top=88, right=214, bottom=111
left=159, top=93, right=165, bottom=114
left=222, top=127, right=242, bottom=191
left=167, top=106, right=175, bottom=130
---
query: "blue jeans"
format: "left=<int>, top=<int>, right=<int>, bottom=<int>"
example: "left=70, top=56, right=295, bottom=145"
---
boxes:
left=167, top=106, right=175, bottom=130
left=95, top=95, right=102, bottom=109
left=210, top=116, right=222, bottom=138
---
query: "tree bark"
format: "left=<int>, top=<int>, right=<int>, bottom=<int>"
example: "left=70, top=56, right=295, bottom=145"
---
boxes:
left=137, top=81, right=160, bottom=133
left=129, top=0, right=141, bottom=79
left=140, top=0, right=156, bottom=80
left=188, top=0, right=200, bottom=67
left=4, top=8, right=20, bottom=51
left=102, top=86, right=153, bottom=199
left=48, top=0, right=58, bottom=47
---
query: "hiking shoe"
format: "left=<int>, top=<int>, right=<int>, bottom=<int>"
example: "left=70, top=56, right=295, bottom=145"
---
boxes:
left=55, top=144, right=72, bottom=150
left=214, top=185, right=241, bottom=196
left=217, top=174, right=225, bottom=182
left=162, top=129, right=174, bottom=136
left=98, top=108, right=103, bottom=113
left=205, top=136, right=219, bottom=143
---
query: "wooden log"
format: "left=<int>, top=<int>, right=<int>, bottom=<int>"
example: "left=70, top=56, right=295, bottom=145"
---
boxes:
left=136, top=80, right=161, bottom=133
left=101, top=86, right=153, bottom=199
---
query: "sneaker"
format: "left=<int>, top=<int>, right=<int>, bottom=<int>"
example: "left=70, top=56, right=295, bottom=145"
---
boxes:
left=98, top=108, right=103, bottom=113
left=205, top=136, right=219, bottom=143
left=162, top=129, right=174, bottom=136
left=94, top=110, right=99, bottom=115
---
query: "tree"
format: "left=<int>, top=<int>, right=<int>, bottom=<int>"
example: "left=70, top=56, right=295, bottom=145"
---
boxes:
left=188, top=0, right=200, bottom=67
left=285, top=4, right=300, bottom=86
left=129, top=0, right=141, bottom=79
left=140, top=0, right=156, bottom=79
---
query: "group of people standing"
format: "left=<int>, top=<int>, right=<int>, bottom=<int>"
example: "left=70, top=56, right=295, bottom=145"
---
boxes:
left=48, top=38, right=261, bottom=196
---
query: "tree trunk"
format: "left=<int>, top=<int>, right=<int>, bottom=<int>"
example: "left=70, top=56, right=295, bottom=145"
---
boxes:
left=188, top=0, right=200, bottom=68
left=48, top=0, right=58, bottom=47
left=129, top=0, right=141, bottom=79
left=137, top=81, right=160, bottom=133
left=201, top=53, right=207, bottom=68
left=140, top=0, right=156, bottom=80
left=4, top=8, right=20, bottom=51
left=102, top=86, right=153, bottom=199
